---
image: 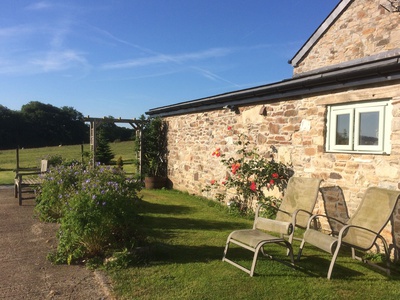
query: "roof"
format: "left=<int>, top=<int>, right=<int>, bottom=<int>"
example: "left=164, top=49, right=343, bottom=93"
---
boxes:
left=288, top=0, right=353, bottom=67
left=146, top=50, right=400, bottom=117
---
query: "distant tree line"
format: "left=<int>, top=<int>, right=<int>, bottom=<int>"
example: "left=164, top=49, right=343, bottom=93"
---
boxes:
left=0, top=101, right=135, bottom=150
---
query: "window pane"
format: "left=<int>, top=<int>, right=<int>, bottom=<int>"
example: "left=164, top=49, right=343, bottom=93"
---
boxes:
left=336, top=114, right=350, bottom=145
left=359, top=111, right=379, bottom=145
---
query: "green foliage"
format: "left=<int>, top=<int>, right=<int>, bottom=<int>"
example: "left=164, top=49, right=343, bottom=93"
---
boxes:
left=42, top=154, right=63, bottom=166
left=95, top=132, right=115, bottom=164
left=19, top=101, right=89, bottom=148
left=35, top=163, right=83, bottom=222
left=0, top=101, right=135, bottom=150
left=139, top=116, right=168, bottom=177
left=206, top=127, right=293, bottom=214
left=97, top=117, right=135, bottom=142
left=116, top=156, right=124, bottom=169
left=35, top=162, right=143, bottom=265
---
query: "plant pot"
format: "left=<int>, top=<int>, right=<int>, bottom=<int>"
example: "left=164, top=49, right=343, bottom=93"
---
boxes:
left=144, top=176, right=167, bottom=189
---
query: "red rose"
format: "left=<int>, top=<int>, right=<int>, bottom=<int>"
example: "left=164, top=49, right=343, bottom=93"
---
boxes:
left=250, top=181, right=256, bottom=191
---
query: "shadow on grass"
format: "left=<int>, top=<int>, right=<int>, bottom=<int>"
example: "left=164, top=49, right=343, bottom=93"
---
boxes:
left=149, top=243, right=225, bottom=263
left=142, top=215, right=247, bottom=231
left=136, top=197, right=400, bottom=280
left=294, top=255, right=364, bottom=279
left=138, top=201, right=194, bottom=215
left=295, top=246, right=400, bottom=280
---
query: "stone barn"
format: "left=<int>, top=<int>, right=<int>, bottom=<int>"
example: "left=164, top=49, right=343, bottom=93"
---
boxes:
left=146, top=0, right=400, bottom=258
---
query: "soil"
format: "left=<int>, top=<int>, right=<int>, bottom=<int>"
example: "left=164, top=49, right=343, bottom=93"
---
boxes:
left=0, top=186, right=114, bottom=299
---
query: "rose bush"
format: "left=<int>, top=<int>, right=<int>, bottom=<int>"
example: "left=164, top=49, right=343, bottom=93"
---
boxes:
left=205, top=127, right=293, bottom=215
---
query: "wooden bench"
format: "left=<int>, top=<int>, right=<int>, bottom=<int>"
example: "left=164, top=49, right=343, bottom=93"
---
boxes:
left=14, top=159, right=48, bottom=206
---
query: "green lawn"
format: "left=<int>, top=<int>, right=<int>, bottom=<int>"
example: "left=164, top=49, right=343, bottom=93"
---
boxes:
left=0, top=141, right=137, bottom=185
left=108, top=189, right=400, bottom=300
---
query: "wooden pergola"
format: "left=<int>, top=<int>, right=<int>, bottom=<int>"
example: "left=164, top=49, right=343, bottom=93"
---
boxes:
left=83, top=116, right=145, bottom=176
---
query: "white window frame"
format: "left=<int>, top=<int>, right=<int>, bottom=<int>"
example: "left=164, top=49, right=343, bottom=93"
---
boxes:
left=329, top=108, right=354, bottom=152
left=326, top=100, right=392, bottom=154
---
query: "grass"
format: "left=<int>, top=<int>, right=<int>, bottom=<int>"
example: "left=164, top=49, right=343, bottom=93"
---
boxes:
left=0, top=141, right=137, bottom=185
left=108, top=189, right=400, bottom=300
left=2, top=144, right=400, bottom=299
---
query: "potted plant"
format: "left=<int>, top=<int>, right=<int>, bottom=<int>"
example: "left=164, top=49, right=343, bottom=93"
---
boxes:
left=140, top=117, right=168, bottom=189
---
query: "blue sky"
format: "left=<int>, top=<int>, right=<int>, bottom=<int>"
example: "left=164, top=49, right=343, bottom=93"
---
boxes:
left=0, top=0, right=338, bottom=120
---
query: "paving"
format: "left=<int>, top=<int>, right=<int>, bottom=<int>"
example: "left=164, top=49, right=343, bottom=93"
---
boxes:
left=0, top=186, right=113, bottom=300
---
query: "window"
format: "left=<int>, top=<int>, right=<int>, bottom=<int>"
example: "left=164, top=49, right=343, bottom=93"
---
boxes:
left=326, top=100, right=391, bottom=154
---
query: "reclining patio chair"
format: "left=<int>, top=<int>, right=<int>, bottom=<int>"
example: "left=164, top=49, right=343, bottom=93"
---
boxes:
left=222, top=177, right=322, bottom=276
left=319, top=186, right=350, bottom=235
left=297, top=187, right=400, bottom=279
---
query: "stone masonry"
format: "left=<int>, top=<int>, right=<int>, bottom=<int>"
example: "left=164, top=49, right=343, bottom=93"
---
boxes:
left=294, top=0, right=400, bottom=74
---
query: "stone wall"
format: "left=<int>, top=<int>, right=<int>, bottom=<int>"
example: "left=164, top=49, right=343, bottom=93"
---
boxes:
left=294, top=0, right=400, bottom=74
left=164, top=82, right=400, bottom=258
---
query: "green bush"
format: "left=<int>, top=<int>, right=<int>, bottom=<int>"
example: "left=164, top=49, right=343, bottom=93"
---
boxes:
left=205, top=126, right=293, bottom=215
left=36, top=162, right=143, bottom=265
left=35, top=163, right=83, bottom=222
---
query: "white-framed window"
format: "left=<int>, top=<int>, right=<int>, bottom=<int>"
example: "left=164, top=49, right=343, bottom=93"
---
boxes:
left=326, top=100, right=392, bottom=154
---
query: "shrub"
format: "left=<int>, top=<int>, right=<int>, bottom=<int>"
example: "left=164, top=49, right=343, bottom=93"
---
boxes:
left=35, top=163, right=83, bottom=222
left=36, top=162, right=143, bottom=265
left=95, top=132, right=114, bottom=164
left=205, top=126, right=293, bottom=215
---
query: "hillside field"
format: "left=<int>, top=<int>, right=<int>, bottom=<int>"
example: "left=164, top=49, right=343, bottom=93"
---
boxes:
left=0, top=141, right=137, bottom=185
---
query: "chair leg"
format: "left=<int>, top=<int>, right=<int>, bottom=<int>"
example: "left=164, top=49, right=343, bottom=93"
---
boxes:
left=18, top=183, right=23, bottom=206
left=250, top=246, right=261, bottom=277
left=327, top=242, right=341, bottom=279
left=351, top=247, right=356, bottom=259
left=222, top=238, right=231, bottom=262
left=286, top=232, right=293, bottom=256
left=382, top=238, right=391, bottom=275
left=297, top=239, right=306, bottom=261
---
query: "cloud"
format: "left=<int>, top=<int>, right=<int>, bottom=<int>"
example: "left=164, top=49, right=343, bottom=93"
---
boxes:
left=190, top=66, right=240, bottom=87
left=0, top=49, right=89, bottom=76
left=31, top=50, right=88, bottom=72
left=0, top=25, right=33, bottom=37
left=101, top=48, right=232, bottom=70
left=25, top=1, right=53, bottom=10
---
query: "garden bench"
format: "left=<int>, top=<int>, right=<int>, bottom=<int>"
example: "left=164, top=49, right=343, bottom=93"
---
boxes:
left=14, top=159, right=48, bottom=206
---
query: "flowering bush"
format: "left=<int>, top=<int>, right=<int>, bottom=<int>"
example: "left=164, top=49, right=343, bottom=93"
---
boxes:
left=35, top=162, right=143, bottom=265
left=206, top=127, right=293, bottom=214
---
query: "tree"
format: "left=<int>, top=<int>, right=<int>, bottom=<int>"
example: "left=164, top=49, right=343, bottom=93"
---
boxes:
left=18, top=101, right=89, bottom=148
left=0, top=105, right=22, bottom=149
left=95, top=131, right=114, bottom=164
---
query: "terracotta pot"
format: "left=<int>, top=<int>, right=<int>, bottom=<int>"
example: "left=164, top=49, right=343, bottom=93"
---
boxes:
left=144, top=176, right=167, bottom=189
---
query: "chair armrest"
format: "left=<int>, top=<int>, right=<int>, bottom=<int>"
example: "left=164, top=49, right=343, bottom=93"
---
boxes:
left=291, top=208, right=314, bottom=228
left=15, top=170, right=44, bottom=183
left=337, top=224, right=382, bottom=250
left=304, top=214, right=347, bottom=233
left=16, top=171, right=43, bottom=176
left=14, top=167, right=40, bottom=172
